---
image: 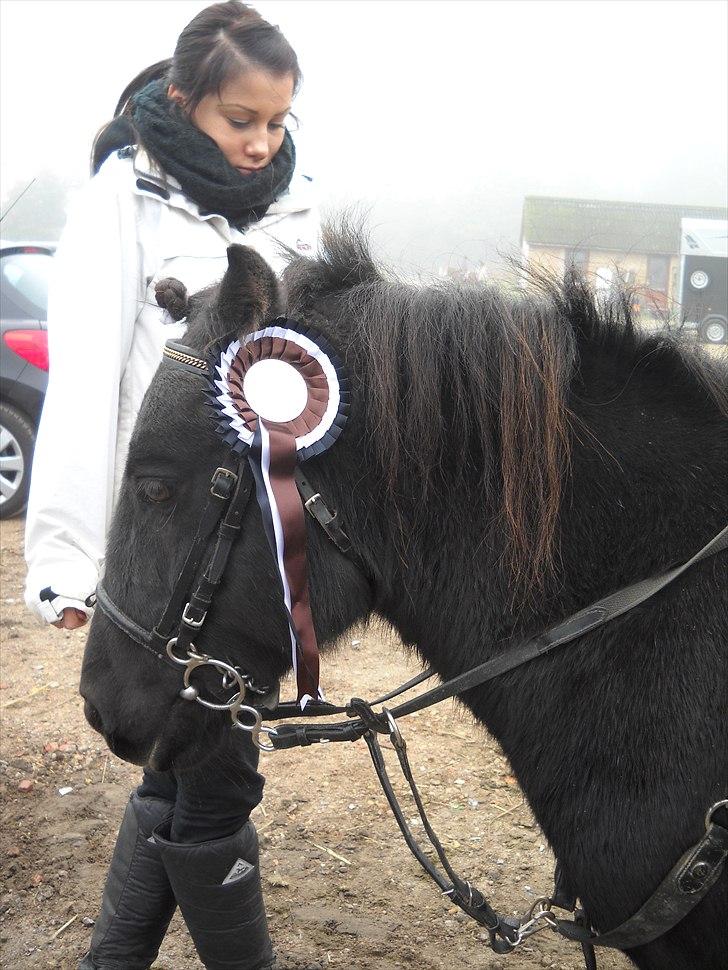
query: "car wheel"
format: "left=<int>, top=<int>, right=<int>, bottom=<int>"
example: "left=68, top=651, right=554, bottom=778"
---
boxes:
left=0, top=403, right=36, bottom=519
left=698, top=316, right=727, bottom=345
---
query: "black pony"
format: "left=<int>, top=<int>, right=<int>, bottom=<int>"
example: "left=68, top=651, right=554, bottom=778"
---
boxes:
left=81, top=228, right=727, bottom=970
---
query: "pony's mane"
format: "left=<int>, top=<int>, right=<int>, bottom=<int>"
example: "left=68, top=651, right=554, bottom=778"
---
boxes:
left=288, top=224, right=727, bottom=593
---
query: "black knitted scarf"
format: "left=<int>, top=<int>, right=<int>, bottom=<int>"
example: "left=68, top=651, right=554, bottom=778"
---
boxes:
left=131, top=79, right=296, bottom=228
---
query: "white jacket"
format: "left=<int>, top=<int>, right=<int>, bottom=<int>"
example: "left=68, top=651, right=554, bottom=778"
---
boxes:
left=25, top=148, right=319, bottom=623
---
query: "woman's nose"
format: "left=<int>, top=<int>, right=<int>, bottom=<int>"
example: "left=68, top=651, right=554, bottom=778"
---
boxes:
left=243, top=127, right=270, bottom=160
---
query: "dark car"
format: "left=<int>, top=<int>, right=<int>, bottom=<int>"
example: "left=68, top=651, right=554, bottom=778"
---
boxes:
left=1, top=243, right=54, bottom=518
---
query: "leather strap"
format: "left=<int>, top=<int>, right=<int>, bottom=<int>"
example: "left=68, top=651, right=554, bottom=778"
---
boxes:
left=362, top=729, right=520, bottom=952
left=389, top=524, right=728, bottom=721
left=170, top=465, right=253, bottom=657
left=556, top=815, right=728, bottom=949
left=152, top=463, right=241, bottom=651
left=263, top=524, right=728, bottom=742
left=94, top=462, right=244, bottom=662
left=294, top=468, right=369, bottom=577
left=259, top=668, right=437, bottom=724
left=95, top=583, right=177, bottom=667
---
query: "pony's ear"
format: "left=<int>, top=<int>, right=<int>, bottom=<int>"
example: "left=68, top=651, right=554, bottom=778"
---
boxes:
left=217, top=245, right=283, bottom=332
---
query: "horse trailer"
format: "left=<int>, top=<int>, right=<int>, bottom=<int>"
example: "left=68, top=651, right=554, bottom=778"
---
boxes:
left=677, top=217, right=728, bottom=344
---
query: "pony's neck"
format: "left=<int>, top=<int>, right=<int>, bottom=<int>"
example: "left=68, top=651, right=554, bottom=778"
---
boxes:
left=365, top=344, right=726, bottom=928
left=558, top=339, right=727, bottom=601
left=378, top=340, right=726, bottom=659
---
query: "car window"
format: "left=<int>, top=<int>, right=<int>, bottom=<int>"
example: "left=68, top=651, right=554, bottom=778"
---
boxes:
left=0, top=252, right=53, bottom=320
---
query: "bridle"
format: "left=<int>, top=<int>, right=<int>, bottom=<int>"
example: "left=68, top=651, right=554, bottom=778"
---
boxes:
left=94, top=339, right=728, bottom=967
left=94, top=448, right=356, bottom=752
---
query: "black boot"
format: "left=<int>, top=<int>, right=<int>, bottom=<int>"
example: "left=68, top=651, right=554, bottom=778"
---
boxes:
left=78, top=792, right=176, bottom=970
left=154, top=820, right=279, bottom=970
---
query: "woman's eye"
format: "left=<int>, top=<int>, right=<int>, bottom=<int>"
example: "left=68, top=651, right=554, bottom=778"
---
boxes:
left=226, top=118, right=287, bottom=132
left=137, top=479, right=175, bottom=505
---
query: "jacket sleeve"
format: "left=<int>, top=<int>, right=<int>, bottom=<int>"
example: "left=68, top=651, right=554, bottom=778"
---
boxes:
left=24, top=165, right=140, bottom=623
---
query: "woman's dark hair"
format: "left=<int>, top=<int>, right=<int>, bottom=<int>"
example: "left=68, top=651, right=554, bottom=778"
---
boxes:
left=91, top=1, right=301, bottom=174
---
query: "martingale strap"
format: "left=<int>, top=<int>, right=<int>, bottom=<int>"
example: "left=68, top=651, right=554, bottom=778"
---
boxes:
left=273, top=695, right=728, bottom=959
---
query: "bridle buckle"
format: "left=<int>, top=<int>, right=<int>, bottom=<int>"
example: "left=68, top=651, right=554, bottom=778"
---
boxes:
left=182, top=602, right=207, bottom=629
left=210, top=466, right=238, bottom=499
left=304, top=491, right=322, bottom=511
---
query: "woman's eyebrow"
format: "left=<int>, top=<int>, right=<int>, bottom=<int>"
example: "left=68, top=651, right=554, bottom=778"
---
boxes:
left=219, top=102, right=291, bottom=115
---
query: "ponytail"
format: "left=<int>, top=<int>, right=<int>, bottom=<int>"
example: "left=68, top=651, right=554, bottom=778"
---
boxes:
left=112, top=58, right=172, bottom=116
left=90, top=58, right=171, bottom=175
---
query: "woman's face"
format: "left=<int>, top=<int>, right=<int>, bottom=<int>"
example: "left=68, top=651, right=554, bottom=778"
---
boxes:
left=169, top=70, right=295, bottom=175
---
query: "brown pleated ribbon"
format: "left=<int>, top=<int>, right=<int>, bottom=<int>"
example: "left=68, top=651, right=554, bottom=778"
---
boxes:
left=226, top=337, right=329, bottom=438
left=262, top=420, right=320, bottom=701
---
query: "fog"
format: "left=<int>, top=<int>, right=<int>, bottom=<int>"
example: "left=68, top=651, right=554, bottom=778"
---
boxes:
left=1, top=0, right=726, bottom=272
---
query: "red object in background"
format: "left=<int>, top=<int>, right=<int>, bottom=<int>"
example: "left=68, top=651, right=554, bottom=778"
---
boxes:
left=3, top=329, right=49, bottom=371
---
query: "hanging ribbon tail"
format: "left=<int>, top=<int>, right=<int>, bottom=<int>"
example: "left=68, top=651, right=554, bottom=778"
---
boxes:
left=248, top=419, right=321, bottom=707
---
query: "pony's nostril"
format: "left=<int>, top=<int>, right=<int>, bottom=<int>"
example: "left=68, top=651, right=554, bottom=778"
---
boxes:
left=84, top=699, right=104, bottom=734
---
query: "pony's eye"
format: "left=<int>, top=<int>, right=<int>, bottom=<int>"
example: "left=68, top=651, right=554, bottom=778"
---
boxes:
left=136, top=478, right=175, bottom=505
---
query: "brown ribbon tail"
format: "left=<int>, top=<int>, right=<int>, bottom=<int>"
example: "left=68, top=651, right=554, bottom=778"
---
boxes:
left=264, top=420, right=320, bottom=702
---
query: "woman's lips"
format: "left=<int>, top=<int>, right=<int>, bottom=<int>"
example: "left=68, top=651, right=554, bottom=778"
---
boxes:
left=237, top=166, right=264, bottom=175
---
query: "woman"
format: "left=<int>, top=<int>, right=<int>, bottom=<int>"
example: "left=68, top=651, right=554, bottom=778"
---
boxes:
left=24, top=3, right=319, bottom=968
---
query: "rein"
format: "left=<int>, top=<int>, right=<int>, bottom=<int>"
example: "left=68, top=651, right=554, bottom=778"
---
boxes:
left=94, top=341, right=728, bottom=965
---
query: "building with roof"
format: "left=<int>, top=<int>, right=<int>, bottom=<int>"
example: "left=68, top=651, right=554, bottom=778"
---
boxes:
left=521, top=196, right=727, bottom=314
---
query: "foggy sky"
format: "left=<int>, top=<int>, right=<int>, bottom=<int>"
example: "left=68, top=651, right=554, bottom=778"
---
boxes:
left=1, top=0, right=726, bottom=272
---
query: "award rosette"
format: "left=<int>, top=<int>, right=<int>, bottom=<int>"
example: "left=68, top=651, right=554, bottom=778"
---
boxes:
left=208, top=320, right=350, bottom=707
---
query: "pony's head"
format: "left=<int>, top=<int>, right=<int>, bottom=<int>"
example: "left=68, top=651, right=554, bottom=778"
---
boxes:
left=80, top=243, right=374, bottom=768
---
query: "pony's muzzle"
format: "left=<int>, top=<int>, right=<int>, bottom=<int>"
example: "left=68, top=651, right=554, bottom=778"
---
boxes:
left=82, top=696, right=153, bottom=766
left=83, top=698, right=104, bottom=735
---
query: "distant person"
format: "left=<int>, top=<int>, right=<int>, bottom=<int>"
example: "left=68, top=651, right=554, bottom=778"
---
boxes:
left=23, top=3, right=319, bottom=968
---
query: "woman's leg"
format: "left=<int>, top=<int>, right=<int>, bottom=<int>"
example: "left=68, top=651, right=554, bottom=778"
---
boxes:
left=170, top=727, right=265, bottom=843
left=155, top=729, right=279, bottom=970
left=137, top=768, right=178, bottom=804
left=79, top=770, right=178, bottom=970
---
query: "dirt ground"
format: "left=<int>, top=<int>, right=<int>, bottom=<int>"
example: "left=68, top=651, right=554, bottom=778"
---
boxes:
left=1, top=515, right=631, bottom=970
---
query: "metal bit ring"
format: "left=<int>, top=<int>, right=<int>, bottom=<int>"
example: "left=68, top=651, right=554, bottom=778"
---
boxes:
left=182, top=658, right=246, bottom=711
left=166, top=637, right=208, bottom=666
left=230, top=701, right=278, bottom=752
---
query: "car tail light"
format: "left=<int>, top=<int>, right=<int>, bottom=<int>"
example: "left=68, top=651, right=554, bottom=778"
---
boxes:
left=3, top=330, right=49, bottom=371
